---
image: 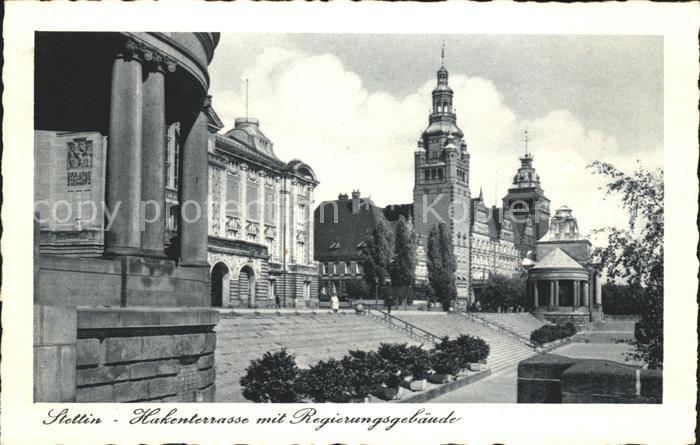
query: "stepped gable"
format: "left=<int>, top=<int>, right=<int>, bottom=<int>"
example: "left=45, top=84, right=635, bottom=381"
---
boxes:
left=314, top=193, right=388, bottom=261
left=531, top=247, right=585, bottom=270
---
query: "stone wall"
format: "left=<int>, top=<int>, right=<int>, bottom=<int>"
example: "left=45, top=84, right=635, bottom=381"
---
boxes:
left=517, top=354, right=661, bottom=404
left=75, top=308, right=218, bottom=402
left=34, top=305, right=77, bottom=402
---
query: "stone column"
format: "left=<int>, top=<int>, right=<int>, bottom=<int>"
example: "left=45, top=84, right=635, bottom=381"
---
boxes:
left=140, top=62, right=167, bottom=257
left=533, top=280, right=539, bottom=307
left=582, top=280, right=589, bottom=306
left=289, top=180, right=298, bottom=264
left=549, top=281, right=555, bottom=306
left=240, top=166, right=248, bottom=236
left=179, top=99, right=210, bottom=267
left=104, top=51, right=143, bottom=256
left=307, top=185, right=315, bottom=266
left=554, top=280, right=560, bottom=306
left=595, top=273, right=602, bottom=305
left=573, top=281, right=580, bottom=307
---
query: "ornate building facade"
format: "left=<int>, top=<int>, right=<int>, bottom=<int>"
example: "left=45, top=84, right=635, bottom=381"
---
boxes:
left=412, top=62, right=472, bottom=301
left=470, top=191, right=521, bottom=285
left=203, top=117, right=319, bottom=309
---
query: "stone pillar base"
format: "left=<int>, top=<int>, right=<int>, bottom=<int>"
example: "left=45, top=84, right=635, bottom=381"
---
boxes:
left=75, top=307, right=219, bottom=402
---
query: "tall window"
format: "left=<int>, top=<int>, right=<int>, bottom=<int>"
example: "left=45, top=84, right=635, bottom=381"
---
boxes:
left=266, top=236, right=276, bottom=259
left=264, top=187, right=276, bottom=225
left=247, top=181, right=259, bottom=221
left=226, top=174, right=240, bottom=218
left=296, top=203, right=306, bottom=231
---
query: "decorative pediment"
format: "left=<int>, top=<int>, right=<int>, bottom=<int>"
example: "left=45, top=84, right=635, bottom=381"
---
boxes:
left=264, top=225, right=276, bottom=239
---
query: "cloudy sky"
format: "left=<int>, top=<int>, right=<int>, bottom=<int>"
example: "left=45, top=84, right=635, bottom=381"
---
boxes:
left=208, top=34, right=663, bottom=239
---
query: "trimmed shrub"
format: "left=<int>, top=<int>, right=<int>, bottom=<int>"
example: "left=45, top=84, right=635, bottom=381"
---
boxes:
left=377, top=343, right=412, bottom=377
left=405, top=346, right=432, bottom=380
left=435, top=335, right=490, bottom=369
left=297, top=359, right=354, bottom=403
left=530, top=322, right=577, bottom=345
left=340, top=350, right=385, bottom=399
left=240, top=349, right=301, bottom=403
left=456, top=335, right=490, bottom=364
left=430, top=350, right=461, bottom=376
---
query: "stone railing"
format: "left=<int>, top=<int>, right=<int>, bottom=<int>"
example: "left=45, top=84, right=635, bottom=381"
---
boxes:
left=463, top=312, right=535, bottom=348
left=362, top=304, right=442, bottom=346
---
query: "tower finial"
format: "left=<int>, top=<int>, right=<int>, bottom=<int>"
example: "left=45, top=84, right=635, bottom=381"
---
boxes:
left=245, top=78, right=249, bottom=120
left=524, top=129, right=529, bottom=156
left=441, top=41, right=445, bottom=67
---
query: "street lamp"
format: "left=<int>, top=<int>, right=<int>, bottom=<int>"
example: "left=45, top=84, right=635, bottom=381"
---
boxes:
left=374, top=276, right=379, bottom=307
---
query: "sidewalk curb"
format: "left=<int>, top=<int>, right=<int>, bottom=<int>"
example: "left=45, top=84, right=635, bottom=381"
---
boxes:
left=396, top=369, right=492, bottom=403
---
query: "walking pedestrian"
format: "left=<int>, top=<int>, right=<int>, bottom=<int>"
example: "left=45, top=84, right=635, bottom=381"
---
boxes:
left=275, top=294, right=280, bottom=309
left=331, top=293, right=339, bottom=314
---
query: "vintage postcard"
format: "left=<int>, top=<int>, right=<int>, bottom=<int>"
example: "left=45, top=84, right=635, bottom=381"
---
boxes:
left=2, top=2, right=698, bottom=444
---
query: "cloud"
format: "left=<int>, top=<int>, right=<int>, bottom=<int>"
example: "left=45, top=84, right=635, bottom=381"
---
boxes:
left=209, top=47, right=662, bottom=239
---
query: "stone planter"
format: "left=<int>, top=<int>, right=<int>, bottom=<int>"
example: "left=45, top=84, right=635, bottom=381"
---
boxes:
left=409, top=379, right=427, bottom=391
left=380, top=387, right=404, bottom=401
left=428, top=373, right=454, bottom=384
left=468, top=363, right=484, bottom=372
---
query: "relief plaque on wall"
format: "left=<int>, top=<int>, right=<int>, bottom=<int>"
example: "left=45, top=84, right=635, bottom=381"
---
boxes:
left=66, top=138, right=93, bottom=186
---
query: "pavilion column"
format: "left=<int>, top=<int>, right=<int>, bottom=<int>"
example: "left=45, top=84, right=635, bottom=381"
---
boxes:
left=595, top=273, right=602, bottom=305
left=104, top=52, right=143, bottom=256
left=554, top=280, right=560, bottom=306
left=179, top=98, right=210, bottom=267
left=582, top=280, right=589, bottom=306
left=140, top=61, right=167, bottom=257
left=573, top=281, right=580, bottom=307
left=549, top=281, right=555, bottom=306
left=533, top=280, right=539, bottom=307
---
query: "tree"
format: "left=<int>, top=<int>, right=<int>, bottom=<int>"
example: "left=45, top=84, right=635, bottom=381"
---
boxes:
left=478, top=273, right=527, bottom=311
left=426, top=223, right=457, bottom=310
left=390, top=216, right=417, bottom=306
left=588, top=161, right=663, bottom=369
left=359, top=218, right=394, bottom=297
left=390, top=216, right=416, bottom=287
left=602, top=283, right=641, bottom=315
left=345, top=278, right=370, bottom=300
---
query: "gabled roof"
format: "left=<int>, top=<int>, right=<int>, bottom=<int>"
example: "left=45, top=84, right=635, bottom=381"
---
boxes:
left=531, top=247, right=585, bottom=270
left=314, top=196, right=387, bottom=261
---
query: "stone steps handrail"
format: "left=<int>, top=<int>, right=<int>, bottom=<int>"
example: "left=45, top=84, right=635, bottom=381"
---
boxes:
left=463, top=312, right=535, bottom=348
left=362, top=304, right=442, bottom=346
